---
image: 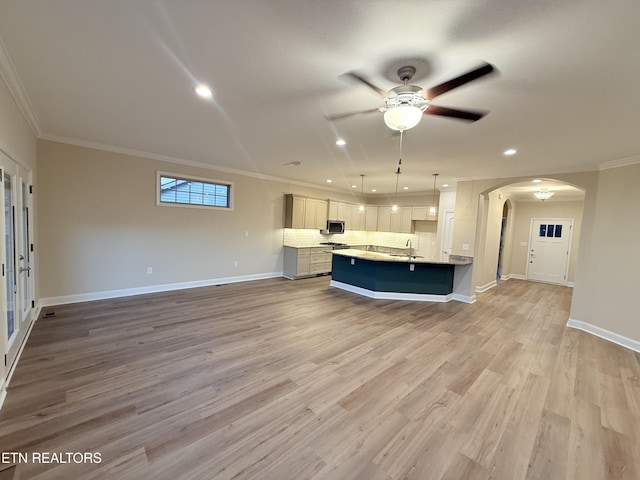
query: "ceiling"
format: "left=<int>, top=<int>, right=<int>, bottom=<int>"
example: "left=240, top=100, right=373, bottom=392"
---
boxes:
left=0, top=1, right=638, bottom=196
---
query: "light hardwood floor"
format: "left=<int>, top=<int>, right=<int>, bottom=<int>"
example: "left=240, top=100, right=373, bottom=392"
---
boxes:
left=1, top=277, right=639, bottom=479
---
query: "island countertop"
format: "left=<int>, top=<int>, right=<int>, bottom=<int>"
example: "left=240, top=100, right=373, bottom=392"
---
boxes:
left=330, top=249, right=473, bottom=265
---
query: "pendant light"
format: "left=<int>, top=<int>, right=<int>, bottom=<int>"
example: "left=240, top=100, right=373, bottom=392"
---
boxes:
left=358, top=174, right=366, bottom=213
left=391, top=167, right=401, bottom=213
left=429, top=173, right=439, bottom=217
left=391, top=131, right=404, bottom=213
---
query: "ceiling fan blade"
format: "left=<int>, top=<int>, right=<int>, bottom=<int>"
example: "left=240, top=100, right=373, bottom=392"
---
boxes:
left=325, top=108, right=380, bottom=121
left=425, top=62, right=495, bottom=100
left=425, top=105, right=488, bottom=122
left=341, top=72, right=387, bottom=98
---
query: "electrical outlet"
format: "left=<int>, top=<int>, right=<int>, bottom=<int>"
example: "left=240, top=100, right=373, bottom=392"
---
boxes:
left=409, top=264, right=415, bottom=271
left=233, top=261, right=238, bottom=267
left=462, top=244, right=470, bottom=251
left=146, top=267, right=153, bottom=274
left=244, top=231, right=249, bottom=237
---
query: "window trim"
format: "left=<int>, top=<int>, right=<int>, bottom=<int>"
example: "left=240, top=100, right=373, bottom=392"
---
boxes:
left=156, top=171, right=233, bottom=211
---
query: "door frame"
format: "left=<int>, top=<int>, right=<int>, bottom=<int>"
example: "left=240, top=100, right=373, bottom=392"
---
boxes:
left=0, top=151, right=34, bottom=388
left=440, top=209, right=455, bottom=261
left=526, top=217, right=574, bottom=285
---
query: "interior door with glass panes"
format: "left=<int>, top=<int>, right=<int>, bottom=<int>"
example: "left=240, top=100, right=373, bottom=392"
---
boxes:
left=0, top=154, right=33, bottom=378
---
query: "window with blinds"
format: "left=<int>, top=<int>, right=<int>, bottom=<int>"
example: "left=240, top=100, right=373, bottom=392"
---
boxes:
left=158, top=173, right=232, bottom=209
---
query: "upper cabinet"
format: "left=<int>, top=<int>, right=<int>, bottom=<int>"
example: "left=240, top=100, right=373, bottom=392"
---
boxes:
left=284, top=194, right=328, bottom=230
left=304, top=198, right=328, bottom=229
left=365, top=206, right=378, bottom=231
left=286, top=194, right=437, bottom=232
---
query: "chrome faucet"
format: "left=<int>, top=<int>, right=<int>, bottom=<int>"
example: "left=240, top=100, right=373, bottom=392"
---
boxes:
left=406, top=238, right=413, bottom=257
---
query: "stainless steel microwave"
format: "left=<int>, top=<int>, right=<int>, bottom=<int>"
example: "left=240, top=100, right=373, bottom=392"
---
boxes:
left=321, top=220, right=345, bottom=234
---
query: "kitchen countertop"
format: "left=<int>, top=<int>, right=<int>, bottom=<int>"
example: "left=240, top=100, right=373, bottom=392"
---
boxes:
left=330, top=249, right=473, bottom=265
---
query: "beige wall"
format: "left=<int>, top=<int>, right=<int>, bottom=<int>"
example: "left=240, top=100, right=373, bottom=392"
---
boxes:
left=32, top=137, right=640, bottom=347
left=453, top=168, right=640, bottom=345
left=507, top=200, right=584, bottom=282
left=37, top=140, right=359, bottom=300
left=570, top=163, right=640, bottom=341
left=0, top=79, right=37, bottom=170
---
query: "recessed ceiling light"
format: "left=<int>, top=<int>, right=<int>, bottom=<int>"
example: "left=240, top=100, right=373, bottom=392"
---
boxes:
left=336, top=139, right=346, bottom=146
left=503, top=148, right=517, bottom=156
left=532, top=179, right=542, bottom=183
left=371, top=189, right=377, bottom=192
left=326, top=179, right=332, bottom=183
left=195, top=84, right=213, bottom=99
left=351, top=184, right=357, bottom=188
left=403, top=186, right=409, bottom=190
left=442, top=184, right=449, bottom=187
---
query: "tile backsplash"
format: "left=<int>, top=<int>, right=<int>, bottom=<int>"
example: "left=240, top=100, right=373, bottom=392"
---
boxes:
left=283, top=229, right=441, bottom=259
left=284, top=229, right=419, bottom=249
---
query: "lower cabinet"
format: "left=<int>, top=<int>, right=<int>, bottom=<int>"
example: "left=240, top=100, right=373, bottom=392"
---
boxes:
left=283, top=246, right=332, bottom=279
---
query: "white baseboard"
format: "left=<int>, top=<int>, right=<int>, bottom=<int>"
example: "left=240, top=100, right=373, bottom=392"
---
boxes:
left=567, top=318, right=640, bottom=354
left=452, top=293, right=476, bottom=304
left=566, top=282, right=575, bottom=288
left=475, top=280, right=497, bottom=293
left=38, top=271, right=283, bottom=307
left=330, top=280, right=455, bottom=303
left=501, top=273, right=526, bottom=281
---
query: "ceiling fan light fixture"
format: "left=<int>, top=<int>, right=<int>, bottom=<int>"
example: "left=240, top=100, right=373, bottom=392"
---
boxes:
left=383, top=105, right=423, bottom=131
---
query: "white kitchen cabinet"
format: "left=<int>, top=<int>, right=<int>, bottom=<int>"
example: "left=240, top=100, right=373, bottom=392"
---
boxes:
left=283, top=246, right=332, bottom=279
left=365, top=206, right=378, bottom=231
left=328, top=201, right=339, bottom=220
left=377, top=206, right=392, bottom=232
left=348, top=204, right=365, bottom=230
left=337, top=202, right=347, bottom=222
left=411, top=206, right=428, bottom=221
left=283, top=247, right=310, bottom=279
left=284, top=194, right=328, bottom=229
left=309, top=247, right=332, bottom=274
left=400, top=206, right=413, bottom=233
left=284, top=195, right=306, bottom=228
left=305, top=198, right=328, bottom=229
left=389, top=208, right=401, bottom=232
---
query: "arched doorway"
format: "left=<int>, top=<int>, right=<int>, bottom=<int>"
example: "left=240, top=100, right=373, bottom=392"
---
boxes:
left=475, top=179, right=585, bottom=293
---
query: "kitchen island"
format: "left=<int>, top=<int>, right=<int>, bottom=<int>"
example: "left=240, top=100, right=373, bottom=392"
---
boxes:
left=330, top=249, right=475, bottom=303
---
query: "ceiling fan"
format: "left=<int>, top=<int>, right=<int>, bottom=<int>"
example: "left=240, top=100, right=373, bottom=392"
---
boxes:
left=326, top=62, right=495, bottom=131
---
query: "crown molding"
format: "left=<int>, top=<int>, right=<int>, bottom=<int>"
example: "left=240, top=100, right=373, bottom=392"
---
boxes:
left=0, top=36, right=41, bottom=137
left=599, top=155, right=640, bottom=171
left=38, top=133, right=353, bottom=195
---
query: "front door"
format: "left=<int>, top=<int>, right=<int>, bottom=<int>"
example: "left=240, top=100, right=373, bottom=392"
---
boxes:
left=527, top=218, right=573, bottom=285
